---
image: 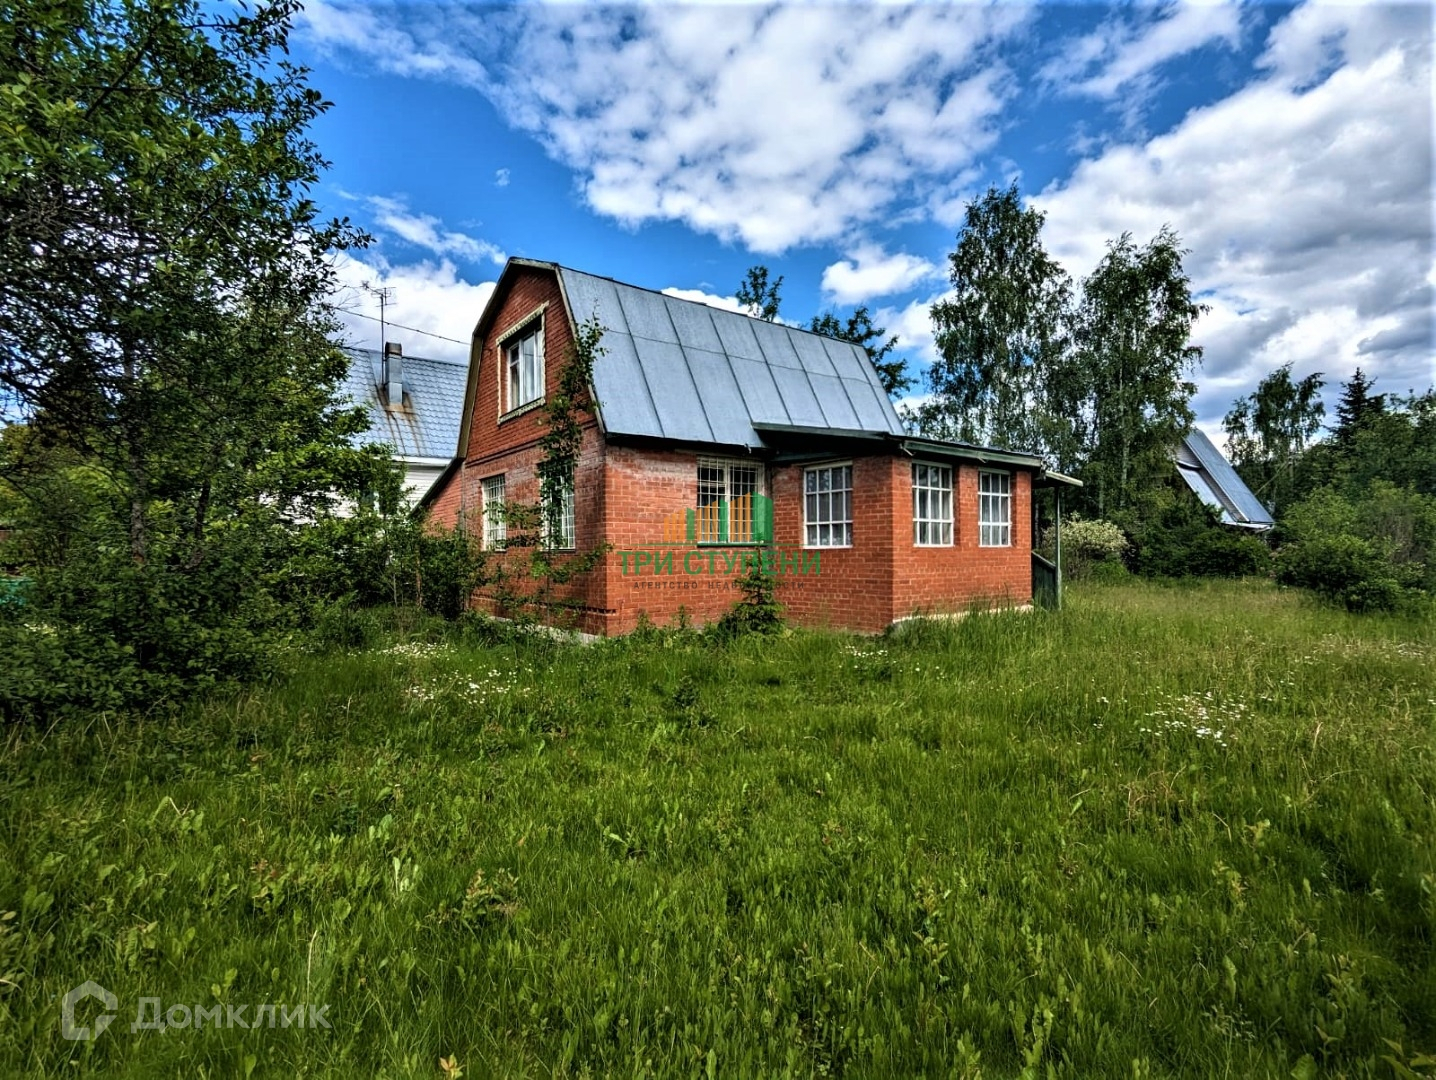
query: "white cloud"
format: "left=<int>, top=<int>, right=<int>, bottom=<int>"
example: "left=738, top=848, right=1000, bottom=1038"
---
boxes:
left=331, top=252, right=495, bottom=363
left=1036, top=2, right=1433, bottom=428
left=494, top=168, right=510, bottom=188
left=1044, top=2, right=1245, bottom=101
left=365, top=195, right=506, bottom=266
left=821, top=244, right=941, bottom=305
left=876, top=291, right=950, bottom=373
left=661, top=287, right=747, bottom=316
left=301, top=2, right=1029, bottom=253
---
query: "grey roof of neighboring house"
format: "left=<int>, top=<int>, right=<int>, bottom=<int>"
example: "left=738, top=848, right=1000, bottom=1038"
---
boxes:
left=552, top=265, right=906, bottom=448
left=1175, top=428, right=1274, bottom=529
left=341, top=347, right=468, bottom=462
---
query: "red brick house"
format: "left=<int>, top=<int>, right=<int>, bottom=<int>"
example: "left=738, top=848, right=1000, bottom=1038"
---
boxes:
left=422, top=258, right=1076, bottom=635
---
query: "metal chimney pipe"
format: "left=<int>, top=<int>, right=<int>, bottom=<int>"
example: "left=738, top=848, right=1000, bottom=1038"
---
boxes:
left=383, top=341, right=403, bottom=408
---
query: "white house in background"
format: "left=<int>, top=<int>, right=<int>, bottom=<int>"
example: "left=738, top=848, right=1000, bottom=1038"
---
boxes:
left=341, top=342, right=469, bottom=507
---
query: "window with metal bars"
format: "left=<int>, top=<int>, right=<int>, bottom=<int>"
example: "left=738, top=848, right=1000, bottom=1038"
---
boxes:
left=696, top=458, right=761, bottom=544
left=481, top=475, right=506, bottom=551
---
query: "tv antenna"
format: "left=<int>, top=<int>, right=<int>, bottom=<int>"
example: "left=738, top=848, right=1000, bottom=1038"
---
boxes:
left=360, top=282, right=396, bottom=351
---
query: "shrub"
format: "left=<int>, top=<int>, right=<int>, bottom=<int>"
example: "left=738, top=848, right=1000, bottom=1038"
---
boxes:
left=1150, top=527, right=1272, bottom=579
left=1274, top=535, right=1408, bottom=612
left=713, top=563, right=784, bottom=638
left=1275, top=483, right=1434, bottom=611
left=1039, top=517, right=1129, bottom=580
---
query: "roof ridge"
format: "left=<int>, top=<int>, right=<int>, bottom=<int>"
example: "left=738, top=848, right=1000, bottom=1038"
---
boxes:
left=340, top=344, right=468, bottom=367
left=551, top=261, right=867, bottom=348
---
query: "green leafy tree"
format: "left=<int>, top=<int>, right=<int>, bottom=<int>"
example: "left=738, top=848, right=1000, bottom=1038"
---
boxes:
left=1071, top=228, right=1206, bottom=518
left=736, top=266, right=783, bottom=322
left=1339, top=388, right=1436, bottom=497
left=0, top=0, right=384, bottom=714
left=921, top=183, right=1073, bottom=455
left=1222, top=363, right=1325, bottom=517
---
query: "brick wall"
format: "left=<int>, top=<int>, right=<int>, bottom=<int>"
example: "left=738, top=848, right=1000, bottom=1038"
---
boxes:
left=453, top=265, right=609, bottom=633
left=424, top=467, right=463, bottom=531
left=768, top=455, right=899, bottom=633
left=600, top=446, right=773, bottom=633
left=890, top=462, right=1033, bottom=620
left=596, top=450, right=1035, bottom=635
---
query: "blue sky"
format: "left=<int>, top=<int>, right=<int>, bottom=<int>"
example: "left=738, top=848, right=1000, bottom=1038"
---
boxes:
left=297, top=1, right=1434, bottom=440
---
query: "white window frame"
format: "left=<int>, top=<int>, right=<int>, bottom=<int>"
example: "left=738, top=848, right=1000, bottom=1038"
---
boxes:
left=803, top=462, right=853, bottom=549
left=481, top=475, right=506, bottom=551
left=500, top=317, right=544, bottom=414
left=912, top=462, right=954, bottom=546
left=541, top=469, right=575, bottom=551
left=979, top=470, right=1012, bottom=547
left=697, top=457, right=763, bottom=545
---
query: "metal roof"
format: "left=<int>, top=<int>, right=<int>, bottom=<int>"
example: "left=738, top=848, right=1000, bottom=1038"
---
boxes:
left=1175, top=429, right=1274, bottom=529
left=553, top=265, right=906, bottom=448
left=341, top=347, right=469, bottom=463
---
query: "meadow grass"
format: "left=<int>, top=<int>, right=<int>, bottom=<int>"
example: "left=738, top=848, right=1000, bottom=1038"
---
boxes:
left=1, top=580, right=1433, bottom=1078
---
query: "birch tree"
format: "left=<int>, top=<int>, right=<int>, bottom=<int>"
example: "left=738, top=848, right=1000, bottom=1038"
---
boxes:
left=1071, top=228, right=1205, bottom=517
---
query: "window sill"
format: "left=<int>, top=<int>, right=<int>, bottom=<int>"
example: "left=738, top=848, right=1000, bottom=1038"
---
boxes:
left=499, top=398, right=545, bottom=423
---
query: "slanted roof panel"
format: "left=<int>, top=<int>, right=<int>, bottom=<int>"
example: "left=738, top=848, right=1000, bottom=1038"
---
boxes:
left=632, top=336, right=713, bottom=442
left=807, top=372, right=861, bottom=430
left=1177, top=465, right=1237, bottom=525
left=341, top=347, right=468, bottom=461
left=710, top=309, right=765, bottom=362
left=751, top=320, right=804, bottom=370
left=1183, top=430, right=1273, bottom=526
left=546, top=264, right=906, bottom=443
left=588, top=331, right=661, bottom=437
left=617, top=287, right=680, bottom=344
left=728, top=356, right=788, bottom=426
left=788, top=329, right=837, bottom=376
left=663, top=296, right=724, bottom=353
left=844, top=377, right=898, bottom=431
left=770, top=365, right=828, bottom=428
left=820, top=337, right=869, bottom=382
left=683, top=348, right=759, bottom=446
left=560, top=271, right=631, bottom=337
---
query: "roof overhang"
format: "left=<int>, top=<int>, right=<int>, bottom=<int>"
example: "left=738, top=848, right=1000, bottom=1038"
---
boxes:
left=751, top=422, right=1076, bottom=476
left=605, top=432, right=772, bottom=458
left=1034, top=469, right=1083, bottom=488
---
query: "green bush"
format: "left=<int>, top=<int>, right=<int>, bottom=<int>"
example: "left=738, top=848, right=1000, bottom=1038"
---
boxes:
left=1088, top=558, right=1132, bottom=583
left=1, top=527, right=283, bottom=722
left=1274, top=535, right=1408, bottom=612
left=713, top=563, right=784, bottom=638
left=1275, top=483, right=1434, bottom=611
left=1039, top=517, right=1131, bottom=580
left=1126, top=493, right=1272, bottom=579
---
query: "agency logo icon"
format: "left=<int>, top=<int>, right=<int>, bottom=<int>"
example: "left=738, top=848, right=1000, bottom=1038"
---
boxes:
left=61, top=981, right=117, bottom=1042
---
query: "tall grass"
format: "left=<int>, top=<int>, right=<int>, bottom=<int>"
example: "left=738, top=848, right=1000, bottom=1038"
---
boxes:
left=1, top=580, right=1432, bottom=1077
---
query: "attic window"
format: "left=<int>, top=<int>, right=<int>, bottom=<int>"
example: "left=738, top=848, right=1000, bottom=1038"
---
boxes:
left=504, top=322, right=544, bottom=412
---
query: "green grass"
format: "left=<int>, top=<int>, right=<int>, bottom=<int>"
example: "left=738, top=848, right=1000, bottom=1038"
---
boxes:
left=2, top=580, right=1433, bottom=1078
